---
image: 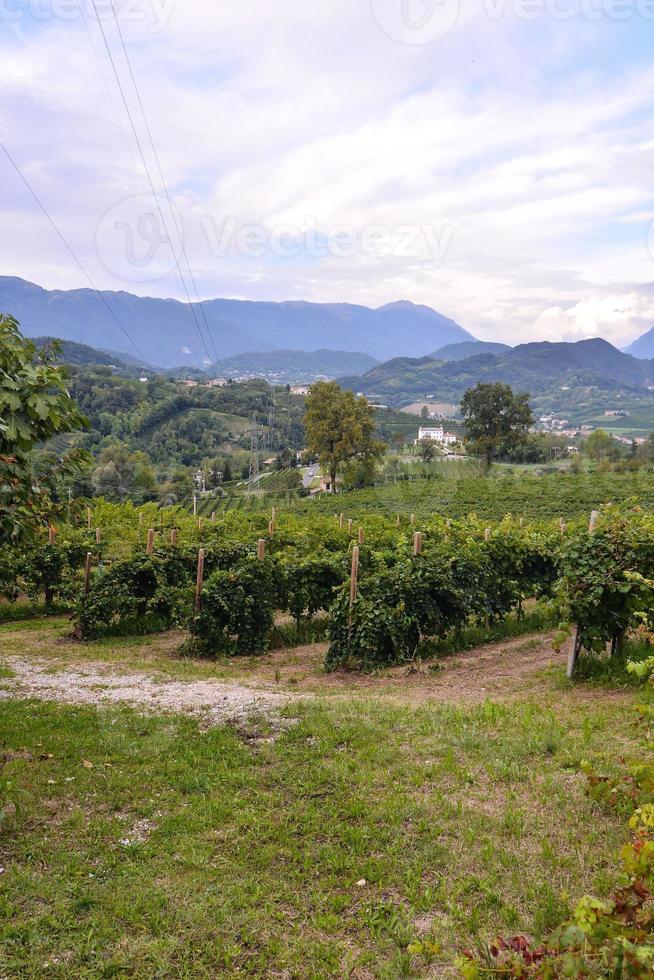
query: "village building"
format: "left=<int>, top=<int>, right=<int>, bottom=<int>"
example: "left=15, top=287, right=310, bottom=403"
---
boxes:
left=414, top=425, right=457, bottom=446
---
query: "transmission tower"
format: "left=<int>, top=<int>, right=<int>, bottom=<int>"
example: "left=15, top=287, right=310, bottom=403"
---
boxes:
left=267, top=396, right=276, bottom=451
left=248, top=416, right=261, bottom=486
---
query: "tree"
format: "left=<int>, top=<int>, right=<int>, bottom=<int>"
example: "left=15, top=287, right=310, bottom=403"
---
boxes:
left=418, top=438, right=436, bottom=463
left=0, top=316, right=89, bottom=544
left=303, top=382, right=385, bottom=491
left=420, top=405, right=429, bottom=419
left=584, top=428, right=616, bottom=465
left=461, top=382, right=533, bottom=468
left=222, top=460, right=233, bottom=482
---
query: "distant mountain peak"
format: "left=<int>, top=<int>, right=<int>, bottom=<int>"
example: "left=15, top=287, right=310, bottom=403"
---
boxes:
left=625, top=325, right=654, bottom=360
left=378, top=300, right=446, bottom=318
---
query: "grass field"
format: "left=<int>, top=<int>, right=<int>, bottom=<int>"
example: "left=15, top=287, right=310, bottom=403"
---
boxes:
left=0, top=619, right=647, bottom=978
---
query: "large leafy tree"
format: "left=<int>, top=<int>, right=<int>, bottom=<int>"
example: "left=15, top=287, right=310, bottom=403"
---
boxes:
left=583, top=428, right=616, bottom=465
left=303, top=381, right=385, bottom=491
left=0, top=315, right=89, bottom=544
left=461, top=382, right=533, bottom=467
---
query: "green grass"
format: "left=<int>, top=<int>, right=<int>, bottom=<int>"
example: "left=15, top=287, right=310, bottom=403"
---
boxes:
left=424, top=605, right=557, bottom=658
left=0, top=601, right=71, bottom=625
left=573, top=640, right=654, bottom=688
left=0, top=692, right=641, bottom=978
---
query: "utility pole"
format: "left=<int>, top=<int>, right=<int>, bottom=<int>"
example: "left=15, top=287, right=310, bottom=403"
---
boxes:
left=193, top=492, right=197, bottom=517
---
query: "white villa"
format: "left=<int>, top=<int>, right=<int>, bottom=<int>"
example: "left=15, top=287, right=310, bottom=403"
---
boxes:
left=415, top=426, right=457, bottom=447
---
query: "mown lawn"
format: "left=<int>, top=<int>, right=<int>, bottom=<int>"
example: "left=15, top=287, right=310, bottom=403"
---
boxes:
left=0, top=681, right=644, bottom=978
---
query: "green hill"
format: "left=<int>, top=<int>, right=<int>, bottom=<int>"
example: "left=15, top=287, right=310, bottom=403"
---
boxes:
left=339, top=339, right=654, bottom=424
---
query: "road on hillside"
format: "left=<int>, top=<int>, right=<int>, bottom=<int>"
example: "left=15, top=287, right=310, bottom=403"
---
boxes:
left=302, top=464, right=318, bottom=488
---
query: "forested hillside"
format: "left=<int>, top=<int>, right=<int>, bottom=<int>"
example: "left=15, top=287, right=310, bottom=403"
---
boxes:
left=36, top=342, right=420, bottom=504
left=339, top=338, right=654, bottom=423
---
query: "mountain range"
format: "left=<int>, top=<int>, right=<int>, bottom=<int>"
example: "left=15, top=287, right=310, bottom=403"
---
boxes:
left=0, top=277, right=472, bottom=367
left=337, top=339, right=654, bottom=422
left=33, top=336, right=378, bottom=384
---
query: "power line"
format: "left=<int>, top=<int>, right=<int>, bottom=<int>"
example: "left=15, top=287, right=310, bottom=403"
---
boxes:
left=1, top=142, right=148, bottom=365
left=88, top=0, right=214, bottom=366
left=106, top=0, right=219, bottom=365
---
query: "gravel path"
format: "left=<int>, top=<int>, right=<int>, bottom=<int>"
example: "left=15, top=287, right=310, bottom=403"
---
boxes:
left=0, top=656, right=302, bottom=727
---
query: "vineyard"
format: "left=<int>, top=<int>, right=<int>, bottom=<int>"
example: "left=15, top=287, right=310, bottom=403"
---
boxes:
left=297, top=469, right=654, bottom=522
left=2, top=493, right=653, bottom=674
left=3, top=484, right=654, bottom=976
left=192, top=468, right=654, bottom=522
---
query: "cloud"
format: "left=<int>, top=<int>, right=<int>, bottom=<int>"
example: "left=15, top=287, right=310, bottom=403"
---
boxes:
left=1, top=3, right=654, bottom=346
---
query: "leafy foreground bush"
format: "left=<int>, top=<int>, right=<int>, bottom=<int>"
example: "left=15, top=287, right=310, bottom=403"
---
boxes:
left=457, top=677, right=654, bottom=978
left=185, top=557, right=278, bottom=657
left=74, top=554, right=192, bottom=639
left=555, top=507, right=654, bottom=657
left=326, top=543, right=555, bottom=672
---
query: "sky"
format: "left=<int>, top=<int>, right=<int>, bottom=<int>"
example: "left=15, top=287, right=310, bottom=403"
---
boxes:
left=2, top=0, right=654, bottom=348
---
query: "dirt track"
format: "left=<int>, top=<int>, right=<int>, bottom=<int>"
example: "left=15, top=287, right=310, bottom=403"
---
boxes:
left=0, top=655, right=300, bottom=727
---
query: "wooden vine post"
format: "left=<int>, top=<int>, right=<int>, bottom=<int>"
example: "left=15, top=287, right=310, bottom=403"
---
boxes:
left=410, top=513, right=416, bottom=526
left=484, top=528, right=491, bottom=541
left=358, top=526, right=365, bottom=545
left=339, top=513, right=344, bottom=529
left=170, top=528, right=178, bottom=546
left=139, top=512, right=143, bottom=528
left=269, top=519, right=275, bottom=537
left=146, top=528, right=155, bottom=555
left=348, top=519, right=353, bottom=534
left=567, top=510, right=600, bottom=679
left=348, top=545, right=360, bottom=625
left=257, top=538, right=266, bottom=561
left=83, top=552, right=93, bottom=598
left=87, top=507, right=92, bottom=531
left=48, top=525, right=56, bottom=546
left=413, top=531, right=423, bottom=556
left=211, top=511, right=216, bottom=524
left=195, top=549, right=205, bottom=611
left=95, top=528, right=101, bottom=546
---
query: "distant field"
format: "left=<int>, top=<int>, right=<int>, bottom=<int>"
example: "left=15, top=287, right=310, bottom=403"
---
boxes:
left=290, top=470, right=654, bottom=522
left=401, top=401, right=458, bottom=417
left=193, top=469, right=654, bottom=522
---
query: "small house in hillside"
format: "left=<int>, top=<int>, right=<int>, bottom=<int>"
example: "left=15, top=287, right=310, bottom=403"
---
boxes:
left=308, top=476, right=342, bottom=497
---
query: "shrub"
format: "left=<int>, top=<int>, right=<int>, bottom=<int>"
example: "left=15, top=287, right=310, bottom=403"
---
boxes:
left=326, top=580, right=419, bottom=672
left=187, top=557, right=279, bottom=657
left=74, top=555, right=191, bottom=639
left=555, top=507, right=654, bottom=655
left=282, top=553, right=347, bottom=626
left=18, top=540, right=87, bottom=607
